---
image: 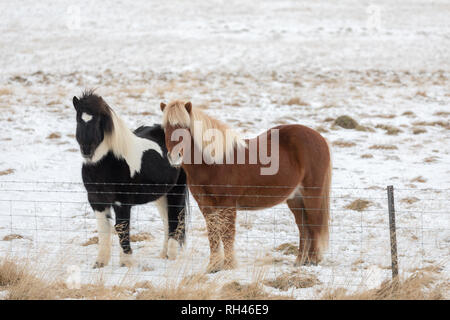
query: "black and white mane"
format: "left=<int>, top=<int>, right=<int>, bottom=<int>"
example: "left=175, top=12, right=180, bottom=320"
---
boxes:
left=73, top=90, right=188, bottom=268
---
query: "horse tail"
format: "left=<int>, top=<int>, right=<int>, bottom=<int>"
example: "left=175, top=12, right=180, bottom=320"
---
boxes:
left=318, top=141, right=332, bottom=252
left=176, top=169, right=190, bottom=246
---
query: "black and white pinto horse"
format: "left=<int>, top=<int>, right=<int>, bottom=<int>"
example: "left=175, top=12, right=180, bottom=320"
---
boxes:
left=73, top=91, right=188, bottom=268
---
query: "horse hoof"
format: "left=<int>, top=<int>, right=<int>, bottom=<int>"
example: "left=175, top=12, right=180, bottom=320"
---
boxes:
left=223, top=259, right=237, bottom=270
left=119, top=252, right=134, bottom=268
left=206, top=262, right=223, bottom=273
left=294, top=259, right=318, bottom=267
left=167, top=238, right=178, bottom=260
left=93, top=262, right=105, bottom=269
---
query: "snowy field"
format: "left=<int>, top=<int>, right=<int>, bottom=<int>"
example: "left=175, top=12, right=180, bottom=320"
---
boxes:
left=0, top=0, right=449, bottom=298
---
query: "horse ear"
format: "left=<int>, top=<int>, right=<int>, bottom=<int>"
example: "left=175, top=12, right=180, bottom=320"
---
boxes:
left=185, top=102, right=192, bottom=114
left=72, top=96, right=80, bottom=110
left=160, top=102, right=166, bottom=111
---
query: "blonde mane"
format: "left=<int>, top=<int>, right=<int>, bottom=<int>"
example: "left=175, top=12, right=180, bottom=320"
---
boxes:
left=162, top=100, right=246, bottom=162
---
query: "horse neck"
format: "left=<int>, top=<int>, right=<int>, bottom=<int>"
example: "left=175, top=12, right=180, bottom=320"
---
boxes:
left=107, top=113, right=138, bottom=159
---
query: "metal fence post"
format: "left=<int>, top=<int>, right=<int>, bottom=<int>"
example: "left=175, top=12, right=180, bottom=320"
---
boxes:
left=387, top=185, right=399, bottom=279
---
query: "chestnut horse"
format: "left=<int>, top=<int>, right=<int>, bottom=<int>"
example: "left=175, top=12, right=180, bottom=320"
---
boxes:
left=160, top=100, right=331, bottom=272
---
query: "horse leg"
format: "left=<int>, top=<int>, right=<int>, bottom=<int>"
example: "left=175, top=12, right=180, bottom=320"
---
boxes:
left=93, top=207, right=113, bottom=268
left=165, top=183, right=188, bottom=260
left=155, top=196, right=169, bottom=259
left=113, top=204, right=133, bottom=267
left=219, top=208, right=237, bottom=270
left=301, top=188, right=326, bottom=265
left=202, top=207, right=223, bottom=273
left=287, top=194, right=311, bottom=266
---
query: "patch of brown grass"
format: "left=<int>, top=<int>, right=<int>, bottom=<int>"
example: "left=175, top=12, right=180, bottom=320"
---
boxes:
left=411, top=176, right=427, bottom=183
left=0, top=259, right=25, bottom=287
left=315, top=126, right=329, bottom=133
left=285, top=97, right=308, bottom=106
left=361, top=154, right=373, bottom=159
left=345, top=199, right=373, bottom=212
left=412, top=121, right=450, bottom=130
left=130, top=232, right=153, bottom=242
left=82, top=232, right=152, bottom=246
left=136, top=279, right=217, bottom=300
left=401, top=197, right=419, bottom=204
left=371, top=114, right=397, bottom=119
left=412, top=127, right=427, bottom=134
left=402, top=111, right=415, bottom=117
left=375, top=124, right=402, bottom=135
left=332, top=140, right=356, bottom=148
left=0, top=88, right=13, bottom=96
left=47, top=132, right=61, bottom=139
left=265, top=271, right=320, bottom=291
left=0, top=257, right=56, bottom=300
left=274, top=243, right=297, bottom=256
left=334, top=115, right=358, bottom=129
left=369, top=144, right=398, bottom=150
left=220, top=281, right=289, bottom=300
left=0, top=168, right=15, bottom=176
left=434, top=111, right=450, bottom=117
left=423, top=156, right=438, bottom=163
left=81, top=236, right=98, bottom=246
left=2, top=234, right=25, bottom=241
left=322, top=270, right=445, bottom=300
left=415, top=91, right=427, bottom=97
left=255, top=254, right=284, bottom=266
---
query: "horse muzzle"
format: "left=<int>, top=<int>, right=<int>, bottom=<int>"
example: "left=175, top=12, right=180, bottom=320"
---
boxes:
left=167, top=152, right=182, bottom=167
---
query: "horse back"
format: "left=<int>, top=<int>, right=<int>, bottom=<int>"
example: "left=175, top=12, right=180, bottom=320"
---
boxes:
left=133, top=124, right=166, bottom=152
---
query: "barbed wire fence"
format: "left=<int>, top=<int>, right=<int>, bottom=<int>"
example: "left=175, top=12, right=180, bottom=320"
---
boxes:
left=0, top=180, right=448, bottom=292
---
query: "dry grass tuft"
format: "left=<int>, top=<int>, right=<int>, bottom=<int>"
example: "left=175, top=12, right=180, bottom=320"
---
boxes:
left=332, top=140, right=356, bottom=148
left=315, top=126, right=329, bottom=133
left=423, top=156, right=438, bottom=163
left=412, top=127, right=427, bottom=134
left=220, top=281, right=289, bottom=300
left=255, top=254, right=284, bottom=266
left=369, top=144, right=398, bottom=150
left=0, top=257, right=55, bottom=300
left=322, top=270, right=445, bottom=300
left=411, top=176, right=427, bottom=183
left=0, top=259, right=26, bottom=287
left=274, top=243, right=297, bottom=256
left=402, top=111, right=415, bottom=117
left=401, top=197, right=419, bottom=204
left=334, top=115, right=358, bottom=129
left=433, top=111, right=450, bottom=117
left=285, top=97, right=308, bottom=106
left=130, top=232, right=153, bottom=242
left=415, top=91, right=427, bottom=97
left=0, top=87, right=13, bottom=96
left=136, top=279, right=216, bottom=300
left=375, top=124, right=402, bottom=135
left=345, top=199, right=372, bottom=212
left=412, top=121, right=450, bottom=130
left=81, top=236, right=99, bottom=246
left=47, top=132, right=61, bottom=139
left=0, top=169, right=15, bottom=176
left=361, top=154, right=373, bottom=159
left=2, top=234, right=25, bottom=241
left=265, top=271, right=320, bottom=291
left=82, top=232, right=152, bottom=246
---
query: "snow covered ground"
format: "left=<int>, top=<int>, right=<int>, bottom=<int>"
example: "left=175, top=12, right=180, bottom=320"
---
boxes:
left=0, top=0, right=448, bottom=298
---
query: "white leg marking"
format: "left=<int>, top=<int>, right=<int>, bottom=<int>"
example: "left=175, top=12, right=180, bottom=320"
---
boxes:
left=119, top=250, right=134, bottom=267
left=167, top=238, right=179, bottom=260
left=155, top=196, right=169, bottom=258
left=95, top=208, right=112, bottom=267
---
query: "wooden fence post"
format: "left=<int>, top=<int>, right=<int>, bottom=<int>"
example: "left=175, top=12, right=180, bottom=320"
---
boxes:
left=387, top=185, right=399, bottom=279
